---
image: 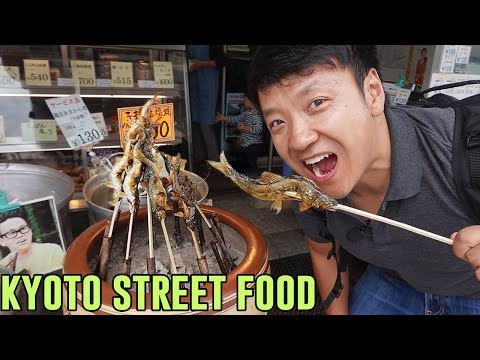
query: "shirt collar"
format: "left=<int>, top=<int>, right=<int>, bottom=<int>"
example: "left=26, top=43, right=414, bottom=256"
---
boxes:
left=384, top=106, right=424, bottom=201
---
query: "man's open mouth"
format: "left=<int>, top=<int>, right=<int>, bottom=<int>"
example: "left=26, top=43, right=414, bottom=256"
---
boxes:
left=304, top=153, right=337, bottom=177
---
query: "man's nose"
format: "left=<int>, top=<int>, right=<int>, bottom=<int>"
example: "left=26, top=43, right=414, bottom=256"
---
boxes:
left=289, top=119, right=318, bottom=152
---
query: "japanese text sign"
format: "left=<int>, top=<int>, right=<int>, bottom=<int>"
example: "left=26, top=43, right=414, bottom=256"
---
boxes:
left=45, top=95, right=104, bottom=149
left=117, top=103, right=175, bottom=145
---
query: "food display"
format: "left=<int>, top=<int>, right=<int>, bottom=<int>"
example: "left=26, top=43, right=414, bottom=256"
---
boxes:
left=96, top=94, right=237, bottom=281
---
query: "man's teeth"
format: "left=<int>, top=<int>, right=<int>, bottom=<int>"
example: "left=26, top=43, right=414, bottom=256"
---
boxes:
left=305, top=153, right=331, bottom=165
left=312, top=163, right=323, bottom=177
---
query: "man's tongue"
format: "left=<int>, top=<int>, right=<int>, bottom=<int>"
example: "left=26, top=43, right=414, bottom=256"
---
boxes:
left=311, top=155, right=337, bottom=176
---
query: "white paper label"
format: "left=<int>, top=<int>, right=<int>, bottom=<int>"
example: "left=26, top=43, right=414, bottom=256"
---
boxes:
left=138, top=80, right=156, bottom=88
left=45, top=94, right=104, bottom=149
left=394, top=88, right=412, bottom=105
left=24, top=59, right=51, bottom=86
left=33, top=120, right=58, bottom=141
left=96, top=78, right=112, bottom=87
left=0, top=66, right=21, bottom=88
left=57, top=77, right=74, bottom=87
left=71, top=60, right=96, bottom=87
left=429, top=73, right=480, bottom=99
left=111, top=61, right=133, bottom=88
left=91, top=112, right=108, bottom=137
left=21, top=121, right=35, bottom=142
left=456, top=46, right=471, bottom=64
left=153, top=61, right=174, bottom=88
left=440, top=45, right=458, bottom=73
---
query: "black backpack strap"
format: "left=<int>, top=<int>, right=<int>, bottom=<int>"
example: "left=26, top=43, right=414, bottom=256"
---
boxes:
left=318, top=233, right=343, bottom=314
left=452, top=105, right=480, bottom=223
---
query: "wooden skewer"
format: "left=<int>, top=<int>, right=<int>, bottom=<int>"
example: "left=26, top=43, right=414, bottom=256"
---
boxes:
left=282, top=191, right=454, bottom=245
left=123, top=198, right=139, bottom=275
left=187, top=227, right=209, bottom=274
left=161, top=217, right=177, bottom=274
left=332, top=204, right=453, bottom=245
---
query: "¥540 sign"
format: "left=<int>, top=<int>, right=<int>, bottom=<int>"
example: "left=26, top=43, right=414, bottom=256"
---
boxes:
left=117, top=103, right=175, bottom=145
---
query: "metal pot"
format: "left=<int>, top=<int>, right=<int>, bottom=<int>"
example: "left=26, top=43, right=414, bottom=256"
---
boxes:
left=83, top=170, right=209, bottom=223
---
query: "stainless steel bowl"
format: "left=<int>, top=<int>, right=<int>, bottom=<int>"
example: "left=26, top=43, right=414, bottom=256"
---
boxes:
left=83, top=170, right=209, bottom=223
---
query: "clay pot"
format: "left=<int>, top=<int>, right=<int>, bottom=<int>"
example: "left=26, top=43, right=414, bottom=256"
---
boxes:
left=62, top=205, right=269, bottom=315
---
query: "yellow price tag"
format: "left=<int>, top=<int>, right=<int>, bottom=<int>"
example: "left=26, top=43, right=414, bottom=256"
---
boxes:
left=33, top=120, right=58, bottom=141
left=71, top=60, right=96, bottom=87
left=153, top=61, right=174, bottom=88
left=24, top=59, right=51, bottom=86
left=117, top=103, right=175, bottom=145
left=111, top=61, right=133, bottom=88
left=0, top=65, right=21, bottom=87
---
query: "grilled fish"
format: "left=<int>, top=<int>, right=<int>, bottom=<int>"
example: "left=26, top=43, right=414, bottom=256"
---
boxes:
left=207, top=151, right=338, bottom=214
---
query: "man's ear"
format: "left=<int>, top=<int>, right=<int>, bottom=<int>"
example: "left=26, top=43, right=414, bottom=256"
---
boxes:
left=0, top=238, right=5, bottom=247
left=364, top=68, right=385, bottom=117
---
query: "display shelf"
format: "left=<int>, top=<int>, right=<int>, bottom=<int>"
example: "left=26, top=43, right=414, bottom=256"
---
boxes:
left=0, top=44, right=193, bottom=194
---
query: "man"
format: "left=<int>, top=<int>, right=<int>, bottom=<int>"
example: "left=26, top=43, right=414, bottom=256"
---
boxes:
left=187, top=45, right=226, bottom=174
left=0, top=208, right=64, bottom=275
left=246, top=45, right=480, bottom=315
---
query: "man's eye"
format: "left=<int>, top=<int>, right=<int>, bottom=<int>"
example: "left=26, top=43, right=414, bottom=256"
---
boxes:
left=309, top=99, right=324, bottom=110
left=269, top=119, right=284, bottom=129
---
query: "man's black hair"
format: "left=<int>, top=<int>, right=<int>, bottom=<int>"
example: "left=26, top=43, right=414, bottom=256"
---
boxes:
left=247, top=45, right=381, bottom=110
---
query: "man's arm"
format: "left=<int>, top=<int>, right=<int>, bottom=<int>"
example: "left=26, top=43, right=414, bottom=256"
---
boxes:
left=307, top=237, right=349, bottom=315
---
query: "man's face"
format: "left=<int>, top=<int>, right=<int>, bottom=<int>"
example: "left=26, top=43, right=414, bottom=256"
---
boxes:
left=259, top=65, right=383, bottom=199
left=0, top=217, right=33, bottom=253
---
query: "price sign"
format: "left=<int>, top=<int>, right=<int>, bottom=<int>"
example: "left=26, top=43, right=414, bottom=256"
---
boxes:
left=91, top=112, right=109, bottom=137
left=24, top=59, right=51, bottom=86
left=440, top=45, right=458, bottom=73
left=45, top=94, right=104, bottom=149
left=33, top=120, right=58, bottom=141
left=111, top=61, right=133, bottom=88
left=117, top=103, right=175, bottom=144
left=71, top=60, right=96, bottom=87
left=0, top=115, right=5, bottom=143
left=394, top=88, right=412, bottom=105
left=456, top=46, right=471, bottom=64
left=0, top=66, right=21, bottom=88
left=153, top=61, right=174, bottom=88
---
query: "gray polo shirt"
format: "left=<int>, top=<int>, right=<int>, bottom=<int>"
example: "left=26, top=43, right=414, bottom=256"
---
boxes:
left=296, top=105, right=480, bottom=297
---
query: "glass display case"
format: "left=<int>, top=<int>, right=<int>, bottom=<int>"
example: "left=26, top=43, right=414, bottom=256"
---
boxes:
left=0, top=45, right=192, bottom=192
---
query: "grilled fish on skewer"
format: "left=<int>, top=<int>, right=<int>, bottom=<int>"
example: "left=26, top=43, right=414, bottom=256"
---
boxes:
left=208, top=151, right=338, bottom=214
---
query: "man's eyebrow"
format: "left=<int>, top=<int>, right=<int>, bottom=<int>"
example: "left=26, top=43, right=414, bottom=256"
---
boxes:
left=261, top=80, right=329, bottom=119
left=298, top=80, right=328, bottom=97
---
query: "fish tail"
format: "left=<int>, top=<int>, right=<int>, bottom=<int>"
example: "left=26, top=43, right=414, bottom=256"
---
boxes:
left=207, top=151, right=231, bottom=175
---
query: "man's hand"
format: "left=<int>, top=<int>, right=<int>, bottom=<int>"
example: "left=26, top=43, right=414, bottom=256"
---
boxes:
left=451, top=225, right=480, bottom=280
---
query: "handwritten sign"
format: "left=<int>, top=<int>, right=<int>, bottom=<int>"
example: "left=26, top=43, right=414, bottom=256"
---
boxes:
left=71, top=60, right=96, bottom=87
left=456, top=46, right=471, bottom=64
left=24, top=59, right=51, bottom=86
left=153, top=61, right=174, bottom=88
left=0, top=66, right=21, bottom=88
left=91, top=112, right=108, bottom=137
left=440, top=45, right=458, bottom=73
left=111, top=61, right=133, bottom=88
left=33, top=120, right=58, bottom=141
left=45, top=94, right=104, bottom=149
left=117, top=103, right=175, bottom=144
